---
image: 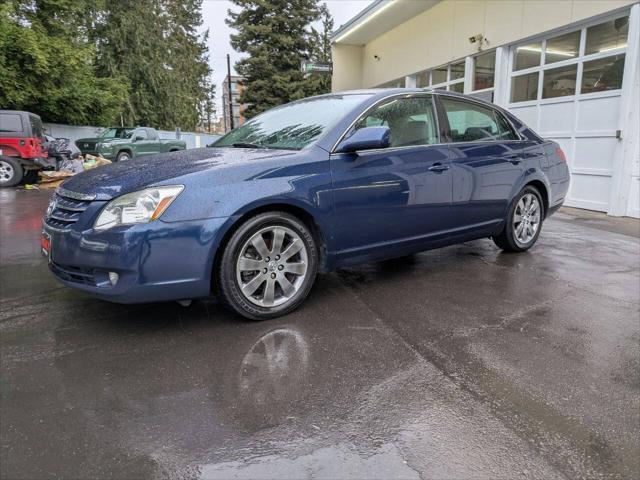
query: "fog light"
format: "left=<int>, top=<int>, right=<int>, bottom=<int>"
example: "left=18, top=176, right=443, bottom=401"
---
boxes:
left=108, top=272, right=119, bottom=286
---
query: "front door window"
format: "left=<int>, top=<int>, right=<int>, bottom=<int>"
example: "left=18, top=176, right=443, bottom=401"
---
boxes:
left=353, top=96, right=438, bottom=147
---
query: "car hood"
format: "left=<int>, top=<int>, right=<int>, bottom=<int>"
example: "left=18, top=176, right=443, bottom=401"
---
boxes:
left=76, top=137, right=130, bottom=145
left=76, top=137, right=104, bottom=145
left=60, top=147, right=297, bottom=200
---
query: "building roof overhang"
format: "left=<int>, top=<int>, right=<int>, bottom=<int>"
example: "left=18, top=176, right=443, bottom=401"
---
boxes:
left=331, top=0, right=440, bottom=46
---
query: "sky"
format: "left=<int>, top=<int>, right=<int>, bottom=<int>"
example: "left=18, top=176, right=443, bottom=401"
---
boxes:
left=200, top=0, right=373, bottom=119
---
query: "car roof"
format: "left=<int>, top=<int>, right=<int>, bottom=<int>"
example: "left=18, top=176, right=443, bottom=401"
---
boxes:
left=328, top=88, right=495, bottom=107
left=0, top=110, right=42, bottom=118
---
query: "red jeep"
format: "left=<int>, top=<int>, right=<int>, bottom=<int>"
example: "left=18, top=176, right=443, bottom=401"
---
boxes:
left=0, top=110, right=47, bottom=187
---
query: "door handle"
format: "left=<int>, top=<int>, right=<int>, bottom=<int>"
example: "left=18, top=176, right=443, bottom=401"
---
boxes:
left=505, top=154, right=523, bottom=164
left=429, top=163, right=450, bottom=173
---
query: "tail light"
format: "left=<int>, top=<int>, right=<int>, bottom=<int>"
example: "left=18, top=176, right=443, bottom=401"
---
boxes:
left=555, top=147, right=567, bottom=162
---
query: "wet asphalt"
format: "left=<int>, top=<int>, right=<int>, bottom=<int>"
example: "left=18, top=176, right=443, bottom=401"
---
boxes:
left=1, top=188, right=639, bottom=480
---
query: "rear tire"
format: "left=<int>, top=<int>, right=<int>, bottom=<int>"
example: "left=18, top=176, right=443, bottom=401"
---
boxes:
left=493, top=186, right=544, bottom=252
left=0, top=157, right=23, bottom=187
left=216, top=212, right=318, bottom=321
left=115, top=151, right=131, bottom=162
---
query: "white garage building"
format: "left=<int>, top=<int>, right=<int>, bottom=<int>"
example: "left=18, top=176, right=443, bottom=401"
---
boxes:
left=331, top=0, right=640, bottom=218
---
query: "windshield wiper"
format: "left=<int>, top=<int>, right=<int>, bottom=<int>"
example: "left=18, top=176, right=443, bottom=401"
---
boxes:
left=232, top=142, right=266, bottom=149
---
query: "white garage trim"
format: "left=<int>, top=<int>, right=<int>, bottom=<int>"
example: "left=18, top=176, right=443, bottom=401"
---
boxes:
left=504, top=7, right=638, bottom=217
left=609, top=3, right=639, bottom=217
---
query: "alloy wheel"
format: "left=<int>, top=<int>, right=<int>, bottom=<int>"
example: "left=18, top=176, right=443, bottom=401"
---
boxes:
left=513, top=193, right=541, bottom=245
left=0, top=161, right=14, bottom=183
left=236, top=226, right=308, bottom=308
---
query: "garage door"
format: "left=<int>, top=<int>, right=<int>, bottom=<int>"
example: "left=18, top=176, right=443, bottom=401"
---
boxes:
left=506, top=14, right=631, bottom=213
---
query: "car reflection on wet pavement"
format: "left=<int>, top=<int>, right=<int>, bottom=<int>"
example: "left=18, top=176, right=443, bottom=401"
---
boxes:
left=1, top=189, right=639, bottom=479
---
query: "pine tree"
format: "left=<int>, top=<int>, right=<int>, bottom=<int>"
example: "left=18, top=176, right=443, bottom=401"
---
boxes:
left=227, top=0, right=321, bottom=118
left=164, top=0, right=212, bottom=130
left=307, top=3, right=334, bottom=95
left=200, top=80, right=217, bottom=132
left=95, top=0, right=212, bottom=130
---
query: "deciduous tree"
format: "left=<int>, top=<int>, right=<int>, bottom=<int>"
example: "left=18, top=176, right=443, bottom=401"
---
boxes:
left=0, top=0, right=127, bottom=125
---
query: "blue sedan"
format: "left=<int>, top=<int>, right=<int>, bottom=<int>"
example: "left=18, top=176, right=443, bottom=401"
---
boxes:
left=42, top=89, right=570, bottom=320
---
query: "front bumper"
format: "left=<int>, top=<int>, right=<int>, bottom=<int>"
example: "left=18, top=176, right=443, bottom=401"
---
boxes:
left=43, top=216, right=229, bottom=304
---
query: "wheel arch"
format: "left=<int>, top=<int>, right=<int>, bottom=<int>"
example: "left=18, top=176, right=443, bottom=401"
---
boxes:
left=210, top=201, right=329, bottom=293
left=524, top=179, right=550, bottom=217
left=116, top=148, right=133, bottom=158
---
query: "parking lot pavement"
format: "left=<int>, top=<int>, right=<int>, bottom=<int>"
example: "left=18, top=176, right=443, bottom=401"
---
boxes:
left=1, top=188, right=638, bottom=480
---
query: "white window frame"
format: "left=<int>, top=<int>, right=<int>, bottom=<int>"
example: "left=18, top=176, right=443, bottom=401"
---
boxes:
left=507, top=12, right=630, bottom=107
left=469, top=49, right=498, bottom=95
left=412, top=60, right=466, bottom=92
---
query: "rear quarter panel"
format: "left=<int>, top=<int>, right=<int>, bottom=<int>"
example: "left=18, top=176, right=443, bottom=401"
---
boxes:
left=539, top=141, right=571, bottom=206
left=502, top=108, right=568, bottom=212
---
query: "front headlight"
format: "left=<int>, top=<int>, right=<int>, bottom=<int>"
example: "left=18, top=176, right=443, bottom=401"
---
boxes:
left=94, top=185, right=184, bottom=231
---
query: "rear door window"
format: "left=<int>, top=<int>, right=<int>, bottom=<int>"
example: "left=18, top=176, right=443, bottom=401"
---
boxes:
left=440, top=97, right=500, bottom=142
left=146, top=128, right=159, bottom=140
left=0, top=114, right=24, bottom=133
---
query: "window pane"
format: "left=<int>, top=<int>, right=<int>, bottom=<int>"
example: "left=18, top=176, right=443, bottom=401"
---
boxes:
left=215, top=94, right=373, bottom=150
left=581, top=54, right=626, bottom=94
left=545, top=31, right=580, bottom=64
left=585, top=16, right=629, bottom=55
left=514, top=42, right=541, bottom=71
left=542, top=64, right=577, bottom=98
left=432, top=66, right=447, bottom=84
left=473, top=50, right=495, bottom=90
left=441, top=97, right=500, bottom=142
left=511, top=72, right=539, bottom=102
left=470, top=90, right=494, bottom=103
left=415, top=70, right=430, bottom=88
left=0, top=114, right=23, bottom=132
left=378, top=78, right=404, bottom=88
left=450, top=61, right=465, bottom=81
left=449, top=82, right=464, bottom=93
left=355, top=96, right=438, bottom=147
left=29, top=116, right=43, bottom=137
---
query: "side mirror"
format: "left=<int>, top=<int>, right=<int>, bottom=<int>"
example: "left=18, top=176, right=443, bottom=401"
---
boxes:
left=335, top=126, right=390, bottom=153
left=134, top=134, right=144, bottom=142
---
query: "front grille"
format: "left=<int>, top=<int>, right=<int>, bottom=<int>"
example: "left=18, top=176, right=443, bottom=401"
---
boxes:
left=44, top=191, right=93, bottom=232
left=80, top=141, right=96, bottom=151
left=50, top=262, right=96, bottom=286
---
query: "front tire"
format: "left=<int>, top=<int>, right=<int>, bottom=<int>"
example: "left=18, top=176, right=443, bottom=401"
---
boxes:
left=216, top=212, right=318, bottom=320
left=493, top=186, right=544, bottom=252
left=0, top=157, right=24, bottom=187
left=115, top=151, right=131, bottom=162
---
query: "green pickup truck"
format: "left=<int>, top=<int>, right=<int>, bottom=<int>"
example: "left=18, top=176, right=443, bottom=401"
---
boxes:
left=75, top=127, right=186, bottom=162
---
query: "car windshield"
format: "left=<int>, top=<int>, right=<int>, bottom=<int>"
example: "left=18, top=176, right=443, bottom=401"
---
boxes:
left=99, top=128, right=135, bottom=139
left=213, top=94, right=372, bottom=150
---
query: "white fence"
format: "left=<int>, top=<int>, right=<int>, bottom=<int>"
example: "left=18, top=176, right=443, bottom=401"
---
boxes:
left=43, top=123, right=221, bottom=149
